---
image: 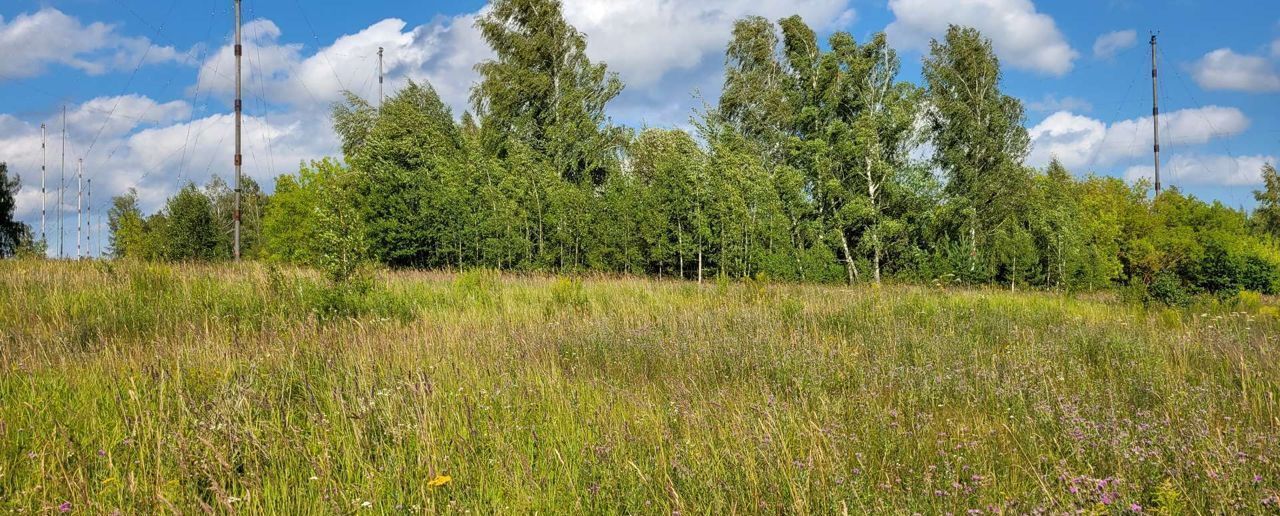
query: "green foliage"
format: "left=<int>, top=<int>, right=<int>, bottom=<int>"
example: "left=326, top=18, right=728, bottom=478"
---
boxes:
left=1153, top=479, right=1187, bottom=515
left=108, top=189, right=146, bottom=259
left=924, top=26, right=1033, bottom=283
left=0, top=162, right=33, bottom=258
left=103, top=17, right=1280, bottom=303
left=343, top=83, right=469, bottom=268
left=161, top=184, right=220, bottom=261
left=472, top=0, right=626, bottom=186
left=1254, top=163, right=1280, bottom=245
left=262, top=173, right=314, bottom=264
left=106, top=175, right=264, bottom=262
left=1146, top=272, right=1191, bottom=307
left=1239, top=254, right=1278, bottom=295
left=452, top=268, right=502, bottom=307
left=547, top=276, right=588, bottom=314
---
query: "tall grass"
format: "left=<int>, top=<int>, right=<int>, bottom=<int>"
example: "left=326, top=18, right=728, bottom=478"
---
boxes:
left=1, top=260, right=1278, bottom=513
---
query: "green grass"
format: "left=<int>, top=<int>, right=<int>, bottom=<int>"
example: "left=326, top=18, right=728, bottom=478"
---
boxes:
left=2, top=260, right=1279, bottom=514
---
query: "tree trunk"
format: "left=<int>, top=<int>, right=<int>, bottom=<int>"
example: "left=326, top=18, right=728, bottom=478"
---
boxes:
left=697, top=246, right=704, bottom=284
left=872, top=231, right=882, bottom=284
left=839, top=231, right=859, bottom=285
left=678, top=225, right=685, bottom=280
left=969, top=221, right=978, bottom=273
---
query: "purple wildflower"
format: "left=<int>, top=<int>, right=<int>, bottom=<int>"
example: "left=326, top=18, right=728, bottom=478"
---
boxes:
left=58, top=501, right=72, bottom=513
left=1129, top=503, right=1142, bottom=512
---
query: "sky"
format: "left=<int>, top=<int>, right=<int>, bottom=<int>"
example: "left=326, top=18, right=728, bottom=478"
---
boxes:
left=1, top=0, right=1278, bottom=258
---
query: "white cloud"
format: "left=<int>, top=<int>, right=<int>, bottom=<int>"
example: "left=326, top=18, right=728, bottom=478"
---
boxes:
left=0, top=8, right=190, bottom=80
left=1124, top=154, right=1277, bottom=186
left=67, top=95, right=192, bottom=140
left=885, top=0, right=1078, bottom=76
left=1093, top=30, right=1136, bottom=59
left=1027, top=94, right=1093, bottom=113
left=1190, top=48, right=1280, bottom=93
left=1272, top=39, right=1280, bottom=58
left=1028, top=106, right=1250, bottom=170
left=194, top=2, right=857, bottom=126
left=1027, top=112, right=1106, bottom=169
left=1, top=95, right=334, bottom=238
left=194, top=15, right=489, bottom=116
left=557, top=0, right=856, bottom=127
left=561, top=0, right=854, bottom=88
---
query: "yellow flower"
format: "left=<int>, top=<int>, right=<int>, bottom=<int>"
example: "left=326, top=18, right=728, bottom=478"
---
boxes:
left=427, top=474, right=452, bottom=488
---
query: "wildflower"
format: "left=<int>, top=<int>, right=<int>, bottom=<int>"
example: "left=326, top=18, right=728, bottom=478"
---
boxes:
left=58, top=501, right=72, bottom=513
left=97, top=449, right=106, bottom=457
left=1254, top=474, right=1263, bottom=484
left=1129, top=503, right=1142, bottom=512
left=428, top=474, right=452, bottom=487
left=1100, top=492, right=1114, bottom=505
left=361, top=501, right=373, bottom=509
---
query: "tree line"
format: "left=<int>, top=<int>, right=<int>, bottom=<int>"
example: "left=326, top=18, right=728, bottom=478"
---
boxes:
left=78, top=0, right=1280, bottom=301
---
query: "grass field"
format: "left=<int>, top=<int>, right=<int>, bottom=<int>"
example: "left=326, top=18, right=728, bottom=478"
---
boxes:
left=2, top=260, right=1279, bottom=514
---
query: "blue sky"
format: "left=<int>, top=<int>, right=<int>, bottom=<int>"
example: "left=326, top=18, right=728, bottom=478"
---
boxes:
left=1, top=0, right=1278, bottom=257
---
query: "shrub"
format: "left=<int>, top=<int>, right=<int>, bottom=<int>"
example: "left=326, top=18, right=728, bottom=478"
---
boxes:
left=1146, top=273, right=1191, bottom=308
left=1239, top=254, right=1278, bottom=295
left=1188, top=243, right=1240, bottom=298
left=307, top=270, right=376, bottom=320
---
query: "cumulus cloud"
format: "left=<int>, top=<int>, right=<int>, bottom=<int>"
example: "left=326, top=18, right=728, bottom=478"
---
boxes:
left=885, top=0, right=1078, bottom=76
left=561, top=0, right=854, bottom=88
left=67, top=95, right=193, bottom=140
left=194, top=15, right=489, bottom=116
left=1093, top=30, right=1136, bottom=59
left=195, top=1, right=857, bottom=125
left=1028, top=106, right=1250, bottom=171
left=1191, top=48, right=1280, bottom=93
left=557, top=0, right=856, bottom=126
left=1124, top=154, right=1277, bottom=186
left=1, top=94, right=334, bottom=233
left=0, top=8, right=190, bottom=80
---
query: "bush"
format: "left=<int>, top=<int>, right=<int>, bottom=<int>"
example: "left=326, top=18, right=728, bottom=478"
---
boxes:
left=1188, top=243, right=1241, bottom=298
left=1239, top=255, right=1278, bottom=295
left=1146, top=272, right=1191, bottom=308
left=308, top=270, right=376, bottom=320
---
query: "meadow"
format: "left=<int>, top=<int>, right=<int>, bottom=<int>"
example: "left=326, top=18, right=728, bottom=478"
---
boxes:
left=1, top=260, right=1278, bottom=514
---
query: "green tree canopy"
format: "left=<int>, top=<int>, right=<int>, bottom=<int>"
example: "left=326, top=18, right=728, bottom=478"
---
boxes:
left=471, top=0, right=627, bottom=186
left=0, top=163, right=30, bottom=258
